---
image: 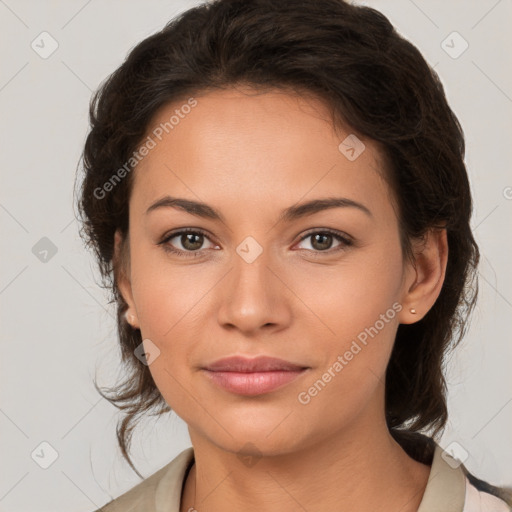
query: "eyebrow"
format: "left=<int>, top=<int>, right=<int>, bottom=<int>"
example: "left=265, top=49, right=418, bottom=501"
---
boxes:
left=145, top=195, right=372, bottom=222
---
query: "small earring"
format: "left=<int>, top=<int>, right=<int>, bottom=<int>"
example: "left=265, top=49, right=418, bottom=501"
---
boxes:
left=410, top=308, right=417, bottom=314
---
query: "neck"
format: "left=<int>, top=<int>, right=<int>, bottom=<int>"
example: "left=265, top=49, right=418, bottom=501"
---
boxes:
left=180, top=413, right=431, bottom=512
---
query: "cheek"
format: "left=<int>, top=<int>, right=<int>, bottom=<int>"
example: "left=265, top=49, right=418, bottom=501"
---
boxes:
left=290, top=238, right=404, bottom=341
left=291, top=271, right=401, bottom=437
left=129, top=243, right=218, bottom=340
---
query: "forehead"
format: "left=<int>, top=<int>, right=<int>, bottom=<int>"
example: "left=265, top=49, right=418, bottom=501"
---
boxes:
left=130, top=87, right=392, bottom=219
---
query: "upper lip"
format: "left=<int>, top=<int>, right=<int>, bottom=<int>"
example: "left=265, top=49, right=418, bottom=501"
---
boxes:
left=203, top=355, right=308, bottom=372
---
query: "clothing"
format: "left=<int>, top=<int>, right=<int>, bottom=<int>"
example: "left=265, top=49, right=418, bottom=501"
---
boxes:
left=94, top=442, right=511, bottom=512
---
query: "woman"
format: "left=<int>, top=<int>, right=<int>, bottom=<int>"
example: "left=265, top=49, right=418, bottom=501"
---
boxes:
left=77, top=0, right=512, bottom=510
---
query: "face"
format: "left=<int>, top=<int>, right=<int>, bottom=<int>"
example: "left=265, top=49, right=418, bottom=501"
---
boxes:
left=116, top=87, right=419, bottom=457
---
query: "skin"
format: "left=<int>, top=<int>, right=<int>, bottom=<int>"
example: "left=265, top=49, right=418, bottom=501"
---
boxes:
left=115, top=86, right=448, bottom=512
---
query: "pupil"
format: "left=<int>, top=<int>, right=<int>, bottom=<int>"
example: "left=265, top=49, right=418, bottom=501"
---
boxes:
left=312, top=233, right=332, bottom=251
left=182, top=233, right=202, bottom=250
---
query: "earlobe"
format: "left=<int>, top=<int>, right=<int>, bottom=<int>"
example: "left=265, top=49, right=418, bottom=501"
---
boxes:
left=124, top=310, right=140, bottom=329
left=399, top=228, right=448, bottom=324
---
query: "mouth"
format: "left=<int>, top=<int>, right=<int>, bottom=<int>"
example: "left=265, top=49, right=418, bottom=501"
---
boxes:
left=201, top=355, right=310, bottom=396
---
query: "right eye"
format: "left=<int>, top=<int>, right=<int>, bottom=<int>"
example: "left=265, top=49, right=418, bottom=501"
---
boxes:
left=159, top=228, right=218, bottom=257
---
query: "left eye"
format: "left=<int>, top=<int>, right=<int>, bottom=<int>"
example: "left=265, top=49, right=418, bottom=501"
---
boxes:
left=295, top=231, right=352, bottom=252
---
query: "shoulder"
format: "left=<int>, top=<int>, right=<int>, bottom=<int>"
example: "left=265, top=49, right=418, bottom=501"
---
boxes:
left=429, top=443, right=512, bottom=511
left=462, top=471, right=512, bottom=512
left=398, top=432, right=511, bottom=512
left=92, top=447, right=194, bottom=512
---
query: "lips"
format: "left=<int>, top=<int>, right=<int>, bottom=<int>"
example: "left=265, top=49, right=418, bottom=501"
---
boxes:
left=204, top=355, right=307, bottom=372
left=202, top=355, right=309, bottom=396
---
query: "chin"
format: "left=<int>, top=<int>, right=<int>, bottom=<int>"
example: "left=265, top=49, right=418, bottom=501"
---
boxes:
left=185, top=402, right=308, bottom=454
left=215, top=431, right=304, bottom=459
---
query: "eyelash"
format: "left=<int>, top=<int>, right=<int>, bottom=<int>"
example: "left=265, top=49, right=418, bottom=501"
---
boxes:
left=158, top=227, right=353, bottom=258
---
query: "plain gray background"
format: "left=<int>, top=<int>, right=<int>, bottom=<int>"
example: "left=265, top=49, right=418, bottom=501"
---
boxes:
left=1, top=0, right=511, bottom=510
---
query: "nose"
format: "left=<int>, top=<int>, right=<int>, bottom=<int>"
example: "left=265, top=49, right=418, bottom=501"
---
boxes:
left=216, top=248, right=292, bottom=336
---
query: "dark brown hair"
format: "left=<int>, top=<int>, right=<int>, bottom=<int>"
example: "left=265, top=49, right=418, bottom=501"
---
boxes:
left=77, top=0, right=482, bottom=484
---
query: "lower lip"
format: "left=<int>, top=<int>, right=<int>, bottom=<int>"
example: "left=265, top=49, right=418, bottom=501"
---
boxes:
left=202, top=369, right=307, bottom=396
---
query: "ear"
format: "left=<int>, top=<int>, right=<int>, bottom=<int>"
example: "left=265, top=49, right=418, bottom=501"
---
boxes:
left=114, top=228, right=139, bottom=329
left=398, top=228, right=448, bottom=324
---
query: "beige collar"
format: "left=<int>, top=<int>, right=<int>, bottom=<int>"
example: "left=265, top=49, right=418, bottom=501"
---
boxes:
left=417, top=443, right=466, bottom=512
left=155, top=447, right=194, bottom=512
